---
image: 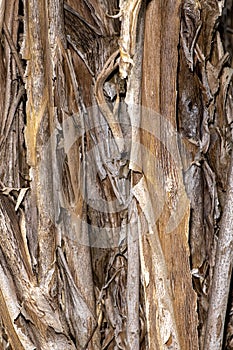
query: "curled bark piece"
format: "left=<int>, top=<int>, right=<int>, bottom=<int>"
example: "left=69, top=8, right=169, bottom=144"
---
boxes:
left=94, top=50, right=125, bottom=154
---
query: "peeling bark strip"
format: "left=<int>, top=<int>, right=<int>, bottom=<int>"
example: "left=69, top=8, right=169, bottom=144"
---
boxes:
left=118, top=0, right=142, bottom=79
left=0, top=0, right=5, bottom=34
left=57, top=247, right=97, bottom=349
left=133, top=176, right=181, bottom=349
left=205, top=155, right=233, bottom=349
left=125, top=3, right=146, bottom=349
left=127, top=199, right=140, bottom=350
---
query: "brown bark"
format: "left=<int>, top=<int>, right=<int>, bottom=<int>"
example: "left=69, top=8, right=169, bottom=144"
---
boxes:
left=0, top=1, right=233, bottom=349
left=141, top=1, right=199, bottom=349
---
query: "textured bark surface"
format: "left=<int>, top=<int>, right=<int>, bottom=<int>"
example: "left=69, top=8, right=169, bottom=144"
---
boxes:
left=0, top=1, right=233, bottom=349
left=141, top=1, right=199, bottom=349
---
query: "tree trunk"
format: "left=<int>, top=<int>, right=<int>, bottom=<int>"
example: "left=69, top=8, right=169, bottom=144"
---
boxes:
left=0, top=1, right=233, bottom=349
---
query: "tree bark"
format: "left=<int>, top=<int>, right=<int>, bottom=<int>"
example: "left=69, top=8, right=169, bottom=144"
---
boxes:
left=0, top=1, right=233, bottom=350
